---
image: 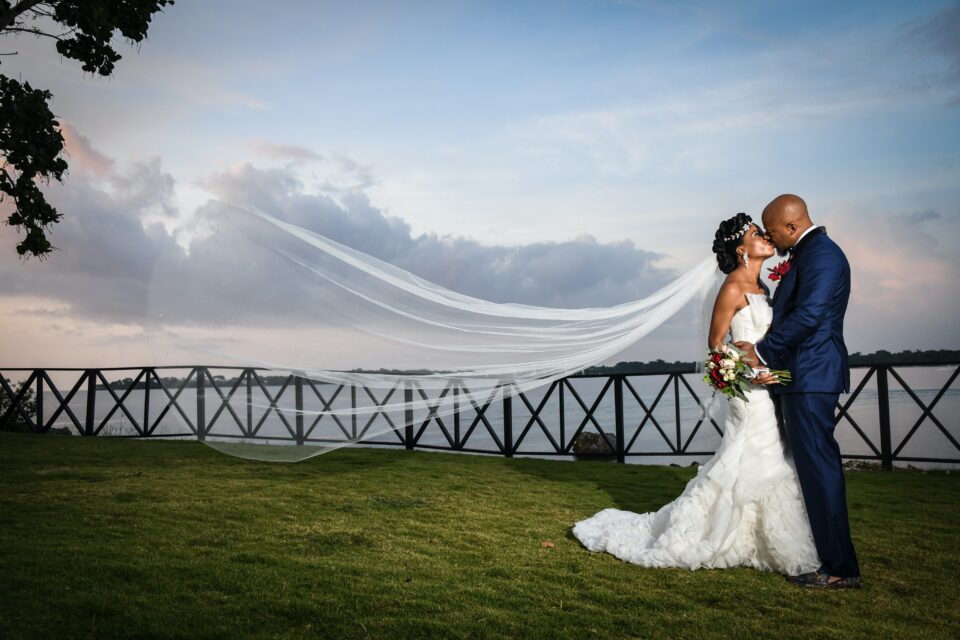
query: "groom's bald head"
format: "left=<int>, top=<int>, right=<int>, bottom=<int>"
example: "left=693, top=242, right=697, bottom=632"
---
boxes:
left=763, top=194, right=811, bottom=225
left=761, top=194, right=813, bottom=253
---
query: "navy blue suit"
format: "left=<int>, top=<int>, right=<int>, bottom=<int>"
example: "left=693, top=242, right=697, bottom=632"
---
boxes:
left=756, top=226, right=860, bottom=578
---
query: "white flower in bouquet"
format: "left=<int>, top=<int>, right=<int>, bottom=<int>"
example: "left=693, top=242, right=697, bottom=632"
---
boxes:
left=704, top=344, right=791, bottom=402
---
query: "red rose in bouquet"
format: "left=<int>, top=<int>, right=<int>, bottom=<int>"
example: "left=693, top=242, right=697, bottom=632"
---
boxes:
left=703, top=345, right=791, bottom=401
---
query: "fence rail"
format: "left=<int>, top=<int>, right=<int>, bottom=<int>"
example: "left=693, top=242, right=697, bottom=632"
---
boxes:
left=2, top=361, right=958, bottom=469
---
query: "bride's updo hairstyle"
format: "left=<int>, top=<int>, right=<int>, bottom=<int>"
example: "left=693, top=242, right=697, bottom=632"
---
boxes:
left=712, top=212, right=753, bottom=274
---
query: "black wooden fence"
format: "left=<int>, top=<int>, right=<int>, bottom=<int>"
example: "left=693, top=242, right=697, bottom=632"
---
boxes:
left=2, top=361, right=958, bottom=469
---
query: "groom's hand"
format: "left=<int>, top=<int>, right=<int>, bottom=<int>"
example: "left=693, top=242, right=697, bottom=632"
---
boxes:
left=750, top=372, right=778, bottom=385
left=734, top=341, right=759, bottom=367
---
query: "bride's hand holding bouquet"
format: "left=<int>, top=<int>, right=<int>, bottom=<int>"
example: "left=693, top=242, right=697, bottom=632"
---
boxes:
left=703, top=344, right=791, bottom=401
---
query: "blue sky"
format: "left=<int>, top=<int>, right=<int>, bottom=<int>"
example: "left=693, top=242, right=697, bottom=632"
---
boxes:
left=1, top=0, right=958, bottom=367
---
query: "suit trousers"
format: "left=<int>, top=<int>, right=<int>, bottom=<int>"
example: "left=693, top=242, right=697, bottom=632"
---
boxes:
left=778, top=392, right=861, bottom=578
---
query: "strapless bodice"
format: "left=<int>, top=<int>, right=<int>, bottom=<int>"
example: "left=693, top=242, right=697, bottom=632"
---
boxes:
left=730, top=293, right=772, bottom=344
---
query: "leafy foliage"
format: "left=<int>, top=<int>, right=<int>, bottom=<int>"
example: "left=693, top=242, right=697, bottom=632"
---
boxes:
left=0, top=376, right=36, bottom=432
left=0, top=75, right=68, bottom=256
left=0, top=0, right=174, bottom=258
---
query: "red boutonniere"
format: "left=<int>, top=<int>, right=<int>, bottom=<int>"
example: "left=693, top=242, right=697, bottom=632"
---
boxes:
left=767, top=259, right=791, bottom=282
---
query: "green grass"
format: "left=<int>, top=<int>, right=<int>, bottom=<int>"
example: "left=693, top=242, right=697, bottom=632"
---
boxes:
left=0, top=432, right=957, bottom=640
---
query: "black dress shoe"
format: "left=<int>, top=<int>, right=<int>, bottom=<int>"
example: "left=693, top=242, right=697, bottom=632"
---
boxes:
left=786, top=571, right=861, bottom=589
left=825, top=576, right=861, bottom=590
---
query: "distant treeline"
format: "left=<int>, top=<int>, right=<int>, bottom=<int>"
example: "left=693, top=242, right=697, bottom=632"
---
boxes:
left=95, top=349, right=960, bottom=389
left=577, top=360, right=696, bottom=375
left=98, top=373, right=320, bottom=391
left=848, top=349, right=960, bottom=365
left=578, top=349, right=960, bottom=376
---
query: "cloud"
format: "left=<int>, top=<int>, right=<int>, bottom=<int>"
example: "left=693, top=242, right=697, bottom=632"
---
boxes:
left=905, top=209, right=942, bottom=224
left=0, top=142, right=683, bottom=369
left=0, top=138, right=182, bottom=323
left=195, top=91, right=269, bottom=112
left=10, top=305, right=73, bottom=318
left=2, top=130, right=957, bottom=371
left=249, top=139, right=326, bottom=163
left=60, top=121, right=114, bottom=177
left=0, top=140, right=674, bottom=331
left=898, top=4, right=960, bottom=103
left=182, top=161, right=673, bottom=323
left=822, top=206, right=960, bottom=351
left=900, top=5, right=960, bottom=67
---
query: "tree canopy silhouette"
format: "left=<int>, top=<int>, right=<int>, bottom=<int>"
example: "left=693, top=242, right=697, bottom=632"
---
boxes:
left=0, top=0, right=174, bottom=258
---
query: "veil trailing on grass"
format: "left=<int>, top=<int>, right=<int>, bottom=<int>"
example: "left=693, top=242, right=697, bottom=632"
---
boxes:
left=145, top=203, right=723, bottom=462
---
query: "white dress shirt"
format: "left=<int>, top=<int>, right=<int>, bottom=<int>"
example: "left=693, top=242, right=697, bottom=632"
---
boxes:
left=791, top=224, right=819, bottom=251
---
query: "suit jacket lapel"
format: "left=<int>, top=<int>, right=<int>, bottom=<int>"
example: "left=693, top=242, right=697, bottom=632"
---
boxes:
left=771, top=227, right=826, bottom=311
left=772, top=262, right=795, bottom=313
left=791, top=226, right=826, bottom=256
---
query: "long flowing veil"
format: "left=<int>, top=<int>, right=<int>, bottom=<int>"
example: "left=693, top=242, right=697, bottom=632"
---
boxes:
left=145, top=202, right=723, bottom=461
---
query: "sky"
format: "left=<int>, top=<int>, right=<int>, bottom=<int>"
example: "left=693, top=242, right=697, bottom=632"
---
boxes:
left=1, top=0, right=959, bottom=372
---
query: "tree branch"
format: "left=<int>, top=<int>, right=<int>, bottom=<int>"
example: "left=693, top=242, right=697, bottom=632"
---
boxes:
left=25, top=4, right=54, bottom=19
left=3, top=26, right=67, bottom=41
left=0, top=0, right=46, bottom=33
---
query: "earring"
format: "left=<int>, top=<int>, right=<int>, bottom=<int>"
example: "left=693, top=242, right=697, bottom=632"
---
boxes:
left=742, top=252, right=750, bottom=268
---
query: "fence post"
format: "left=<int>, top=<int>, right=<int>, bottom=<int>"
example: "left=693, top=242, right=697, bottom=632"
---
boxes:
left=295, top=375, right=304, bottom=445
left=196, top=367, right=206, bottom=442
left=351, top=385, right=358, bottom=439
left=503, top=385, right=513, bottom=458
left=876, top=365, right=893, bottom=471
left=614, top=375, right=625, bottom=464
left=143, top=368, right=152, bottom=436
left=559, top=380, right=566, bottom=451
left=673, top=374, right=682, bottom=452
left=246, top=369, right=253, bottom=437
left=404, top=382, right=414, bottom=450
left=453, top=383, right=461, bottom=450
left=35, top=369, right=44, bottom=433
left=84, top=370, right=96, bottom=436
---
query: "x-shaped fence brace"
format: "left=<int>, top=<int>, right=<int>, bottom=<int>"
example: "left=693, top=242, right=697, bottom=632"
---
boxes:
left=2, top=364, right=957, bottom=466
left=888, top=365, right=960, bottom=458
left=833, top=367, right=882, bottom=457
left=406, top=379, right=506, bottom=453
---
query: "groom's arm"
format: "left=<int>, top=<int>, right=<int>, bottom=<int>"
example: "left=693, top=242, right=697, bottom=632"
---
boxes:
left=756, top=248, right=846, bottom=367
left=754, top=346, right=768, bottom=366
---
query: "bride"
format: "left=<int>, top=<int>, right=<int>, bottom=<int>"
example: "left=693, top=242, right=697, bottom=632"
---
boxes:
left=571, top=212, right=820, bottom=576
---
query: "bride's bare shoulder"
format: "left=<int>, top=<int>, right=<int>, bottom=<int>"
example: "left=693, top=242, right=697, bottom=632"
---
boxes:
left=714, top=279, right=750, bottom=312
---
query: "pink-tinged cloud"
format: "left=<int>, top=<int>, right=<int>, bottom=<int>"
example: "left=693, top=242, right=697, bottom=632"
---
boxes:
left=819, top=208, right=960, bottom=352
left=249, top=139, right=326, bottom=163
left=59, top=121, right=114, bottom=177
left=826, top=210, right=954, bottom=307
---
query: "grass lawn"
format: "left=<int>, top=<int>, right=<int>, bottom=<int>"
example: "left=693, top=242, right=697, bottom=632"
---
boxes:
left=0, top=432, right=957, bottom=640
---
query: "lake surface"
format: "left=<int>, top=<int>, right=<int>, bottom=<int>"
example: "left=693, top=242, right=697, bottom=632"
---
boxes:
left=31, top=366, right=960, bottom=468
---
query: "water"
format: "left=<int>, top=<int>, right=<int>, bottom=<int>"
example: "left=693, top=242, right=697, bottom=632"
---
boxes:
left=29, top=367, right=960, bottom=468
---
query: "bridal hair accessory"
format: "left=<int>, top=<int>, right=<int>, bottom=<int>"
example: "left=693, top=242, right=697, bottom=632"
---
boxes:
left=723, top=222, right=751, bottom=242
left=767, top=258, right=791, bottom=281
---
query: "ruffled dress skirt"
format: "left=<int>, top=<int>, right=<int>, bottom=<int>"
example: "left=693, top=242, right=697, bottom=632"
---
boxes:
left=571, top=385, right=820, bottom=575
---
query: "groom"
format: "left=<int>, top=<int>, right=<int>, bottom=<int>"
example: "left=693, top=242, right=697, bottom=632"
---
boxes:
left=736, top=194, right=861, bottom=589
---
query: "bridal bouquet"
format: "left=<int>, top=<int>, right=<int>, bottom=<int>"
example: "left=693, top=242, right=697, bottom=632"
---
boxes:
left=703, top=345, right=791, bottom=401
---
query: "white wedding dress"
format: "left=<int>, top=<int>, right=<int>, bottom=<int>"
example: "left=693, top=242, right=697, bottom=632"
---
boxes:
left=572, top=293, right=820, bottom=575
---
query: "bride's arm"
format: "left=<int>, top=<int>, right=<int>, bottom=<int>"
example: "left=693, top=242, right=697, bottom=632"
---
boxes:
left=707, top=283, right=742, bottom=348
